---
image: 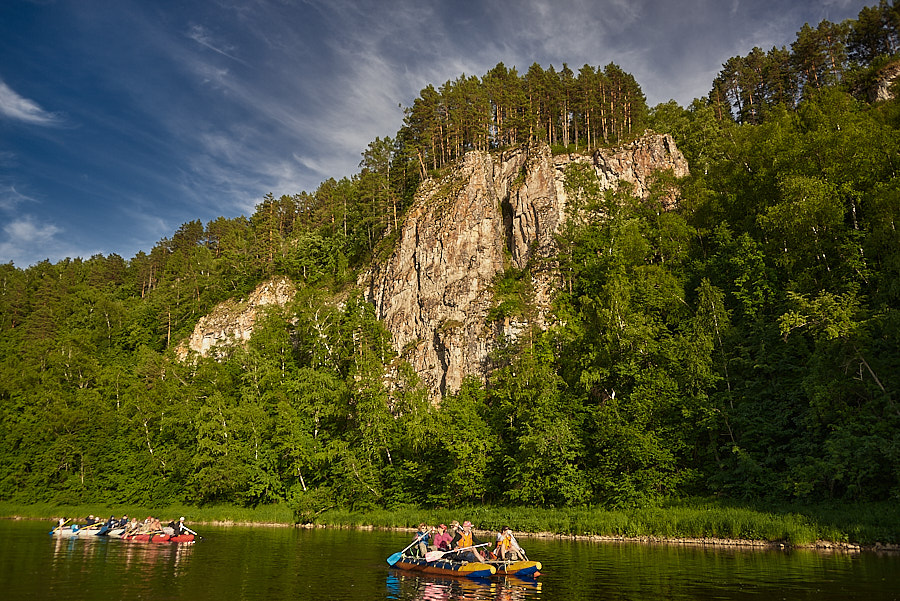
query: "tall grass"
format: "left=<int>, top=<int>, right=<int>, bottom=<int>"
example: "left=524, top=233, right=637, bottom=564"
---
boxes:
left=3, top=498, right=896, bottom=546
left=313, top=500, right=899, bottom=546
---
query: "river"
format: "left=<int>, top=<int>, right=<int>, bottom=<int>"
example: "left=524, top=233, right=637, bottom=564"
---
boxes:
left=1, top=520, right=898, bottom=600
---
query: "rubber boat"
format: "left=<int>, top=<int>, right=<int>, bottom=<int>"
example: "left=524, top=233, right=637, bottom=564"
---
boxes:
left=485, top=559, right=542, bottom=577
left=123, top=532, right=195, bottom=543
left=391, top=553, right=496, bottom=578
left=50, top=525, right=195, bottom=543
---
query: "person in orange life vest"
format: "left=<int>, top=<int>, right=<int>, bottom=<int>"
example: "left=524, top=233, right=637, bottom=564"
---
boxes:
left=451, top=520, right=485, bottom=562
left=495, top=526, right=525, bottom=561
left=431, top=523, right=452, bottom=551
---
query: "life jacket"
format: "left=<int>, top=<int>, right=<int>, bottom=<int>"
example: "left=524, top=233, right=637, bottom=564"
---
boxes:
left=458, top=530, right=473, bottom=548
left=496, top=533, right=511, bottom=554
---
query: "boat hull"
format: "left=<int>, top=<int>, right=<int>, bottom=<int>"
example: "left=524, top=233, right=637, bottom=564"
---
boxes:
left=488, top=560, right=542, bottom=577
left=393, top=555, right=496, bottom=578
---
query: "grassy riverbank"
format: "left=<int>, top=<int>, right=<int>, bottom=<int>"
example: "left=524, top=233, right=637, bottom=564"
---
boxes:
left=314, top=500, right=900, bottom=547
left=3, top=498, right=898, bottom=547
left=0, top=501, right=294, bottom=525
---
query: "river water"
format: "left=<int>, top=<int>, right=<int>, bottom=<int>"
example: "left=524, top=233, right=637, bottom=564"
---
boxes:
left=1, top=520, right=898, bottom=600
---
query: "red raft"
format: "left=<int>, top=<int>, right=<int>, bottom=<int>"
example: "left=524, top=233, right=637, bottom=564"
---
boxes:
left=124, top=532, right=195, bottom=543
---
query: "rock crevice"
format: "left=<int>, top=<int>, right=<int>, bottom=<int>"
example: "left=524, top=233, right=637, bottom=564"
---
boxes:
left=361, top=134, right=688, bottom=400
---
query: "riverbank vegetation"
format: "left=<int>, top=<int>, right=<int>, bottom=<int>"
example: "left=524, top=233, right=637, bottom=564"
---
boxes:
left=5, top=499, right=899, bottom=547
left=2, top=2, right=900, bottom=540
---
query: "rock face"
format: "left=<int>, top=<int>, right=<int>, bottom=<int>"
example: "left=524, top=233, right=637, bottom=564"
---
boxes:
left=360, top=133, right=688, bottom=400
left=176, top=277, right=296, bottom=359
left=872, top=60, right=900, bottom=102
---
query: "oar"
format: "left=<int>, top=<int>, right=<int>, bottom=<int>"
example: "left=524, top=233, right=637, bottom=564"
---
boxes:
left=50, top=518, right=71, bottom=535
left=424, top=542, right=490, bottom=563
left=182, top=525, right=203, bottom=539
left=386, top=531, right=429, bottom=566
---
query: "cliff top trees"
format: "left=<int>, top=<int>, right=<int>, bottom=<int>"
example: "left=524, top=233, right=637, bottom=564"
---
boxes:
left=399, top=61, right=648, bottom=173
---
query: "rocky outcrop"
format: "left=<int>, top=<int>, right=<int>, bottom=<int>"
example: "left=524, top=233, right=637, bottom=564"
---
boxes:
left=175, top=277, right=296, bottom=359
left=360, top=133, right=688, bottom=400
left=872, top=59, right=900, bottom=102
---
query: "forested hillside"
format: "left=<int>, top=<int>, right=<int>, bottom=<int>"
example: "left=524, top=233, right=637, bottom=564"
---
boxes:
left=1, top=2, right=899, bottom=514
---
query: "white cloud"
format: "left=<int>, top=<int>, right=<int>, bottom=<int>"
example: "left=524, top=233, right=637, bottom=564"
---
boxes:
left=0, top=184, right=36, bottom=212
left=186, top=24, right=247, bottom=64
left=0, top=79, right=62, bottom=126
left=0, top=216, right=62, bottom=266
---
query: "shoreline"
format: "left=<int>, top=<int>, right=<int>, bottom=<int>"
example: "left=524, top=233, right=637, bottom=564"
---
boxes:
left=6, top=514, right=898, bottom=554
left=58, top=517, right=889, bottom=553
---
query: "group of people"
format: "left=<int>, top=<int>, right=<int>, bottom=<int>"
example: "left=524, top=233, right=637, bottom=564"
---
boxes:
left=57, top=514, right=191, bottom=536
left=410, top=520, right=526, bottom=563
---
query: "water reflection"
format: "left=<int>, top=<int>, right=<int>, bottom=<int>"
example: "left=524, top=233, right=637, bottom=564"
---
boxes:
left=48, top=532, right=195, bottom=597
left=387, top=571, right=541, bottom=601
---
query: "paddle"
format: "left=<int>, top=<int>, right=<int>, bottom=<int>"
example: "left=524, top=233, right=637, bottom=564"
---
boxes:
left=386, top=531, right=430, bottom=566
left=424, top=542, right=490, bottom=563
left=182, top=525, right=203, bottom=539
left=50, top=518, right=71, bottom=535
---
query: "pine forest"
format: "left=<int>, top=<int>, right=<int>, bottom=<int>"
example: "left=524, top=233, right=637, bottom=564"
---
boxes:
left=2, top=2, right=900, bottom=518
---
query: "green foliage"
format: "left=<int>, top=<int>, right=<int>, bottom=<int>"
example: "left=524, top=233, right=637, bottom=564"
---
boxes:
left=2, top=3, right=900, bottom=525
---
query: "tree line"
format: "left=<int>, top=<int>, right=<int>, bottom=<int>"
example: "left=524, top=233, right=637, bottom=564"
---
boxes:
left=710, top=0, right=900, bottom=123
left=1, top=2, right=899, bottom=513
left=399, top=62, right=647, bottom=176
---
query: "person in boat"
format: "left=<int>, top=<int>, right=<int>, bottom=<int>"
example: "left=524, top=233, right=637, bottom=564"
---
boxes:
left=431, top=523, right=452, bottom=552
left=85, top=515, right=97, bottom=526
left=451, top=521, right=485, bottom=562
left=446, top=520, right=460, bottom=541
left=117, top=514, right=129, bottom=528
left=125, top=517, right=140, bottom=534
left=168, top=516, right=187, bottom=535
left=412, top=523, right=431, bottom=557
left=57, top=517, right=66, bottom=528
left=495, top=526, right=526, bottom=561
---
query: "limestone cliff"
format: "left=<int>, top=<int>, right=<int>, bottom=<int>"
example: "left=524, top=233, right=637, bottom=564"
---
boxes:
left=360, top=133, right=688, bottom=400
left=175, top=277, right=296, bottom=360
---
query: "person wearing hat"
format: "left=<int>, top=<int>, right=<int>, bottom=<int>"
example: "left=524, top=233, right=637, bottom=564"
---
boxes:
left=495, top=526, right=526, bottom=561
left=431, top=523, right=452, bottom=551
left=451, top=520, right=485, bottom=562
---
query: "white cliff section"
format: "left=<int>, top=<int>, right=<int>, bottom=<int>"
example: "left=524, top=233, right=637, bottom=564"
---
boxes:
left=176, top=277, right=296, bottom=359
left=362, top=134, right=689, bottom=401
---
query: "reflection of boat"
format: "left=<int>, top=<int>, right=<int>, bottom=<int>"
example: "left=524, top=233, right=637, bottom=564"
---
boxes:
left=387, top=571, right=541, bottom=601
left=486, top=560, right=542, bottom=578
left=392, top=553, right=496, bottom=578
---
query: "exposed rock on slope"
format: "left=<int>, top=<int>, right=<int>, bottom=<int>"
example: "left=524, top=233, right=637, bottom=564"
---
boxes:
left=175, top=277, right=296, bottom=359
left=360, top=133, right=688, bottom=400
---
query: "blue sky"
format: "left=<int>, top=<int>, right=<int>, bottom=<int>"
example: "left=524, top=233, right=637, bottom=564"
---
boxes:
left=0, top=0, right=873, bottom=267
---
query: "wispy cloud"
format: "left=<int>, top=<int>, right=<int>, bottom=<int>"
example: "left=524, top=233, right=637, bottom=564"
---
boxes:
left=0, top=184, right=37, bottom=211
left=0, top=78, right=63, bottom=126
left=0, top=215, right=62, bottom=266
left=186, top=24, right=246, bottom=64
